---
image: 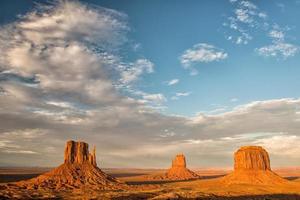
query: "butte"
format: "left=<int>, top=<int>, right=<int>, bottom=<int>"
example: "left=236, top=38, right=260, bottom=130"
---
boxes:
left=152, top=154, right=200, bottom=181
left=220, top=146, right=287, bottom=185
left=15, top=140, right=125, bottom=190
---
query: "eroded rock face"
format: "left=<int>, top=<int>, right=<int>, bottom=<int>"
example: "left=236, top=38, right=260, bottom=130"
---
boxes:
left=166, top=154, right=199, bottom=180
left=234, top=146, right=271, bottom=171
left=11, top=140, right=123, bottom=191
left=64, top=140, right=97, bottom=166
left=150, top=153, right=199, bottom=181
left=220, top=146, right=287, bottom=185
left=171, top=154, right=186, bottom=168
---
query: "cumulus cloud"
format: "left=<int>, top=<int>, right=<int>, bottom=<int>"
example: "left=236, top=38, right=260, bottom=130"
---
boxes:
left=180, top=43, right=227, bottom=75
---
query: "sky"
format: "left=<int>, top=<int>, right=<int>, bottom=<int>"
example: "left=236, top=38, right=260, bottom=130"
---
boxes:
left=1, top=0, right=300, bottom=168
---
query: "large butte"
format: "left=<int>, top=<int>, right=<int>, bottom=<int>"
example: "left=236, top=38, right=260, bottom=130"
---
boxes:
left=15, top=140, right=124, bottom=190
left=220, top=146, right=287, bottom=185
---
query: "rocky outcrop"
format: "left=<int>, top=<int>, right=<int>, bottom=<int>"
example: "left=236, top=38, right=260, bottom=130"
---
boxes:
left=234, top=146, right=270, bottom=171
left=171, top=154, right=186, bottom=168
left=14, top=140, right=124, bottom=190
left=152, top=154, right=200, bottom=181
left=221, top=146, right=287, bottom=185
left=64, top=140, right=97, bottom=166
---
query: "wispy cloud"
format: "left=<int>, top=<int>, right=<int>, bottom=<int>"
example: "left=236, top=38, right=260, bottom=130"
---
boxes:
left=120, top=59, right=154, bottom=84
left=230, top=98, right=239, bottom=102
left=257, top=42, right=298, bottom=58
left=167, top=79, right=179, bottom=86
left=257, top=25, right=299, bottom=58
left=180, top=43, right=228, bottom=75
left=159, top=129, right=176, bottom=138
left=142, top=93, right=167, bottom=104
left=171, top=92, right=191, bottom=100
left=224, top=0, right=267, bottom=45
left=225, top=1, right=298, bottom=58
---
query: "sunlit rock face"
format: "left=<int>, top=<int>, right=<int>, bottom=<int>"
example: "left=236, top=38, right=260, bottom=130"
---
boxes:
left=64, top=140, right=97, bottom=166
left=221, top=146, right=287, bottom=185
left=13, top=140, right=123, bottom=190
left=234, top=146, right=271, bottom=171
left=164, top=154, right=200, bottom=180
left=171, top=154, right=186, bottom=168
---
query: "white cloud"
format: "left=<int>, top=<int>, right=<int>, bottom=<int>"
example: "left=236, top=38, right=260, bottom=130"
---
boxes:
left=142, top=93, right=167, bottom=104
left=1, top=129, right=46, bottom=139
left=224, top=0, right=265, bottom=45
left=159, top=129, right=176, bottom=138
left=257, top=26, right=298, bottom=59
left=167, top=79, right=179, bottom=86
left=257, top=42, right=298, bottom=58
left=254, top=135, right=300, bottom=157
left=180, top=43, right=227, bottom=75
left=225, top=0, right=298, bottom=59
left=171, top=92, right=191, bottom=100
left=2, top=1, right=300, bottom=168
left=181, top=43, right=227, bottom=64
left=3, top=150, right=38, bottom=154
left=176, top=92, right=191, bottom=97
left=269, top=30, right=285, bottom=40
left=120, top=59, right=154, bottom=84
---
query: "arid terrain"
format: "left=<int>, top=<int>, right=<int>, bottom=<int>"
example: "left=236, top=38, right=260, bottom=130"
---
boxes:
left=2, top=167, right=300, bottom=199
left=2, top=143, right=300, bottom=199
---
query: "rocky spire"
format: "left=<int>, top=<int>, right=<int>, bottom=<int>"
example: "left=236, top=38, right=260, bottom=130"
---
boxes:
left=164, top=153, right=199, bottom=180
left=15, top=140, right=121, bottom=191
left=89, top=146, right=97, bottom=166
left=64, top=140, right=97, bottom=166
left=171, top=154, right=186, bottom=168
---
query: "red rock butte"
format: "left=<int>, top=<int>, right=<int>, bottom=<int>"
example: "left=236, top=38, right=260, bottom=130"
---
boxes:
left=152, top=154, right=199, bottom=181
left=234, top=146, right=271, bottom=171
left=64, top=140, right=97, bottom=166
left=220, top=146, right=287, bottom=185
left=15, top=140, right=124, bottom=190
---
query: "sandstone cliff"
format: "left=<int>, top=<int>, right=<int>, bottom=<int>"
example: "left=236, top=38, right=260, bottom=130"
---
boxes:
left=64, top=140, right=97, bottom=166
left=15, top=140, right=124, bottom=190
left=221, top=146, right=287, bottom=185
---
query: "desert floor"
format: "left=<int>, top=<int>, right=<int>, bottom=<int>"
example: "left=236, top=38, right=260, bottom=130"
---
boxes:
left=2, top=167, right=300, bottom=199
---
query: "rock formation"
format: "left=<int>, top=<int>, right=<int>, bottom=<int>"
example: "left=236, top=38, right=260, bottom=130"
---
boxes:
left=64, top=140, right=97, bottom=166
left=171, top=154, right=187, bottom=168
left=220, top=146, right=287, bottom=185
left=15, top=140, right=124, bottom=190
left=234, top=146, right=271, bottom=171
left=152, top=154, right=200, bottom=181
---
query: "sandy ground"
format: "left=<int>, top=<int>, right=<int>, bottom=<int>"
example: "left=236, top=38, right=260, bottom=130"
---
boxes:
left=2, top=167, right=300, bottom=199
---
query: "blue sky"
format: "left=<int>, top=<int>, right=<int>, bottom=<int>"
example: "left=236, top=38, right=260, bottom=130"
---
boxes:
left=2, top=0, right=300, bottom=116
left=1, top=0, right=300, bottom=168
left=92, top=0, right=300, bottom=116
